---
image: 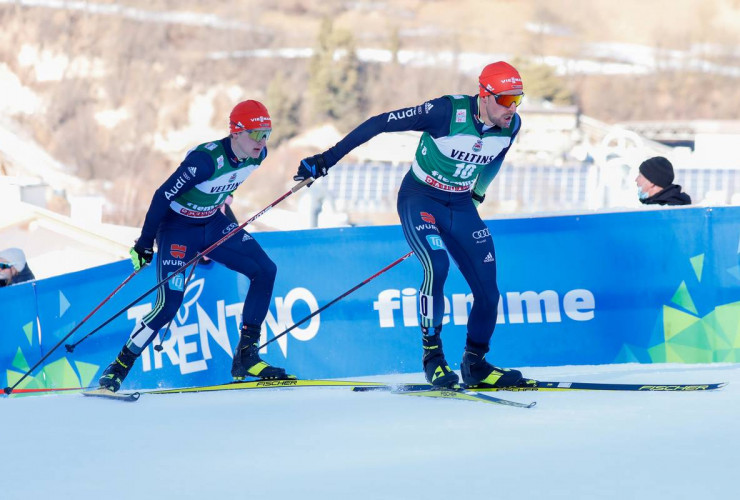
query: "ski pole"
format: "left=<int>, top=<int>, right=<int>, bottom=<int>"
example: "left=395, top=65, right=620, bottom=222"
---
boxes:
left=65, top=177, right=313, bottom=353
left=259, top=251, right=414, bottom=350
left=153, top=258, right=200, bottom=352
left=3, top=178, right=312, bottom=396
left=2, top=269, right=138, bottom=395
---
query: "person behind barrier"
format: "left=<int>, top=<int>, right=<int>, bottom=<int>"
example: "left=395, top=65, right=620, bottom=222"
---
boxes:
left=0, top=247, right=36, bottom=287
left=635, top=156, right=691, bottom=206
left=98, top=100, right=293, bottom=393
left=294, top=61, right=534, bottom=390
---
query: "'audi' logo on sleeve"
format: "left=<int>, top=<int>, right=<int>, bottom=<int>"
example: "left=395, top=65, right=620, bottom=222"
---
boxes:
left=472, top=228, right=491, bottom=240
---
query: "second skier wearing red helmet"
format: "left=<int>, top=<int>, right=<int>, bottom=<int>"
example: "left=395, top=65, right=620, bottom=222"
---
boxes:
left=99, top=99, right=293, bottom=393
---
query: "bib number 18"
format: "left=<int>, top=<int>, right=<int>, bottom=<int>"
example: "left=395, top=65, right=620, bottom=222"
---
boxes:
left=452, top=162, right=476, bottom=179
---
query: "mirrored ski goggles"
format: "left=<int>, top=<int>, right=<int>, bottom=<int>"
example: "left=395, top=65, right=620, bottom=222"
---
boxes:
left=479, top=85, right=524, bottom=107
left=243, top=128, right=272, bottom=142
left=0, top=262, right=15, bottom=269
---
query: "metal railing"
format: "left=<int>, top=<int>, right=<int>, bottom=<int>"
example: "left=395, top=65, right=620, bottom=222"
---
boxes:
left=324, top=161, right=739, bottom=214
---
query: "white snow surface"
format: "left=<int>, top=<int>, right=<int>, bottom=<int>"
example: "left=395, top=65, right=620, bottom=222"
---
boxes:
left=2, top=362, right=738, bottom=500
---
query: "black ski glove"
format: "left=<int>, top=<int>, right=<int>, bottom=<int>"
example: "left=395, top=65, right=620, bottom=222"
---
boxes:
left=294, top=154, right=330, bottom=182
left=130, top=242, right=154, bottom=272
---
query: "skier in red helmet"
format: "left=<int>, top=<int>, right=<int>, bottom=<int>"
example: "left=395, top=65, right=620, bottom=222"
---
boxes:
left=98, top=100, right=293, bottom=393
left=295, top=62, right=532, bottom=389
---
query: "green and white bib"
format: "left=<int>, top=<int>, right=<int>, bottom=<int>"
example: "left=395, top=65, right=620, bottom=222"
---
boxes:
left=411, top=95, right=516, bottom=192
left=169, top=141, right=261, bottom=218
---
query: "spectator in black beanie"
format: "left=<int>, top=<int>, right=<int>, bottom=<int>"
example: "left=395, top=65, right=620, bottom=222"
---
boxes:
left=635, top=156, right=691, bottom=206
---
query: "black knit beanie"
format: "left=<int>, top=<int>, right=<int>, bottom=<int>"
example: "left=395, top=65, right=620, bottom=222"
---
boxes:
left=639, top=156, right=674, bottom=188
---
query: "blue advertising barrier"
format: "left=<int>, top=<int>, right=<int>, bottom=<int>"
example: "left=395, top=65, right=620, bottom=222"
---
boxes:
left=2, top=206, right=739, bottom=392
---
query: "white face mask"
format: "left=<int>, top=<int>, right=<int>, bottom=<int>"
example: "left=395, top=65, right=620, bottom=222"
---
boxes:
left=638, top=187, right=650, bottom=200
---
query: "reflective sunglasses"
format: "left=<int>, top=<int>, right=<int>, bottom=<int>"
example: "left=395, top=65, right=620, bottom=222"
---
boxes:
left=480, top=85, right=524, bottom=107
left=0, top=262, right=14, bottom=270
left=244, top=129, right=272, bottom=142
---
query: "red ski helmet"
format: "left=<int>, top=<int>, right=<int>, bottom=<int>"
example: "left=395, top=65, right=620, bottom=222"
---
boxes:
left=478, top=62, right=523, bottom=97
left=229, top=100, right=271, bottom=134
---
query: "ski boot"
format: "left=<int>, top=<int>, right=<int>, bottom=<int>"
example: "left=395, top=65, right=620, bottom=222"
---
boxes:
left=98, top=345, right=138, bottom=392
left=422, top=326, right=459, bottom=388
left=231, top=325, right=294, bottom=381
left=461, top=341, right=529, bottom=388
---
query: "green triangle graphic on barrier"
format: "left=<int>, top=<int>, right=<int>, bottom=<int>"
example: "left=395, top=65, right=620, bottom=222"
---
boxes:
left=664, top=343, right=683, bottom=363
left=650, top=251, right=740, bottom=364
left=699, top=313, right=732, bottom=352
left=12, top=348, right=30, bottom=372
left=614, top=344, right=639, bottom=363
left=667, top=342, right=713, bottom=363
left=648, top=343, right=667, bottom=363
left=42, top=358, right=81, bottom=389
left=23, top=322, right=33, bottom=345
left=663, top=305, right=700, bottom=341
left=6, top=369, right=45, bottom=391
left=714, top=349, right=733, bottom=362
left=712, top=302, right=740, bottom=348
left=667, top=320, right=711, bottom=350
left=74, top=361, right=100, bottom=388
left=690, top=254, right=704, bottom=282
left=670, top=281, right=698, bottom=314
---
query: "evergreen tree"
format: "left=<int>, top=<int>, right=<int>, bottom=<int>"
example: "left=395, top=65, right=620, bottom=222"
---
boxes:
left=515, top=58, right=573, bottom=106
left=265, top=71, right=301, bottom=146
left=308, top=18, right=365, bottom=131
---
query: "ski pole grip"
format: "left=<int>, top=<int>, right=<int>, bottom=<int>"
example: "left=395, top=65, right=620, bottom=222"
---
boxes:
left=292, top=177, right=314, bottom=192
